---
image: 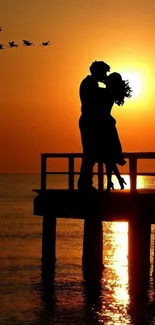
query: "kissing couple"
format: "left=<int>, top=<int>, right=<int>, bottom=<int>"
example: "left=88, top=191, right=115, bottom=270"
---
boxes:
left=78, top=60, right=132, bottom=192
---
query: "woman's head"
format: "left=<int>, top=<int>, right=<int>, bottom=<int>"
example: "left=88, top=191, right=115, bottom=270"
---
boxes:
left=106, top=72, right=132, bottom=105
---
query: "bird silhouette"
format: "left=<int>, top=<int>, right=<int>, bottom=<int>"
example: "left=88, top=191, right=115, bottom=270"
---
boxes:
left=0, top=44, right=5, bottom=50
left=8, top=41, right=18, bottom=48
left=22, top=40, right=35, bottom=46
left=42, top=41, right=51, bottom=46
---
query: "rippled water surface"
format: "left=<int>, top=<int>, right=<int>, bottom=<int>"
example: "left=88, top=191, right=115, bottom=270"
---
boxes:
left=0, top=174, right=155, bottom=325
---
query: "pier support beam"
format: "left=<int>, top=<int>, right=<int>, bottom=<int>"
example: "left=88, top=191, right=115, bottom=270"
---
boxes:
left=153, top=226, right=155, bottom=278
left=82, top=219, right=103, bottom=284
left=128, top=219, right=151, bottom=297
left=42, top=214, right=56, bottom=270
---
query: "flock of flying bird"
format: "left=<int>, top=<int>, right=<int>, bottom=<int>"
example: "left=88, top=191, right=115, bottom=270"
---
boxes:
left=0, top=26, right=51, bottom=50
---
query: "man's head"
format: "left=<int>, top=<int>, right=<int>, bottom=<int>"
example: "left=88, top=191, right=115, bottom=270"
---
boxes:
left=89, top=61, right=111, bottom=82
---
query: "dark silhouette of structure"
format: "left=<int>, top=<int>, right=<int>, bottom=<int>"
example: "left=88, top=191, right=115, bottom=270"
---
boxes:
left=22, top=39, right=35, bottom=46
left=0, top=44, right=5, bottom=50
left=33, top=151, right=155, bottom=283
left=33, top=151, right=155, bottom=323
left=8, top=41, right=18, bottom=48
left=42, top=41, right=51, bottom=46
left=33, top=151, right=155, bottom=325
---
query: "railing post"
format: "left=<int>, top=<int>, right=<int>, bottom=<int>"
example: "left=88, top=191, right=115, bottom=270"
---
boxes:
left=68, top=156, right=74, bottom=190
left=129, top=157, right=137, bottom=192
left=98, top=163, right=104, bottom=192
left=41, top=154, right=47, bottom=190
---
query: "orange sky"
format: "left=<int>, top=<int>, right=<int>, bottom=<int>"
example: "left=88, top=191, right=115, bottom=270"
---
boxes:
left=0, top=0, right=155, bottom=173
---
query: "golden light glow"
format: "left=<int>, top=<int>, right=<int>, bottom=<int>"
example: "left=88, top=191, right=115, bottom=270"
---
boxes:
left=121, top=71, right=143, bottom=99
left=115, top=63, right=153, bottom=108
left=106, top=175, right=147, bottom=190
left=137, top=176, right=145, bottom=189
left=112, top=223, right=129, bottom=305
left=100, top=222, right=130, bottom=324
left=1, top=2, right=155, bottom=173
left=109, top=175, right=130, bottom=189
left=112, top=222, right=128, bottom=272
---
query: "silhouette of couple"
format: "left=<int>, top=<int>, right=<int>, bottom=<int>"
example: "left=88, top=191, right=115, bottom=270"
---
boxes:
left=78, top=61, right=132, bottom=192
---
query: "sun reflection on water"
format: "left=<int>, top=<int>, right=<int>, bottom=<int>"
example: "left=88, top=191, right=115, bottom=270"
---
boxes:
left=98, top=222, right=130, bottom=324
left=112, top=223, right=129, bottom=305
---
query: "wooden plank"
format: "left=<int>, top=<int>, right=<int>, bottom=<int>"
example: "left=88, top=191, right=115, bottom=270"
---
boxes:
left=45, top=171, right=155, bottom=176
left=33, top=189, right=155, bottom=194
left=41, top=152, right=155, bottom=159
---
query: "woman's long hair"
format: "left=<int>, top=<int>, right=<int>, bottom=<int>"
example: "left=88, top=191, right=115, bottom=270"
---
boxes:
left=106, top=72, right=132, bottom=106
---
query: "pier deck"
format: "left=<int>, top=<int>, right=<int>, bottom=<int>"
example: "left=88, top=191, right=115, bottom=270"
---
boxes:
left=34, top=189, right=155, bottom=223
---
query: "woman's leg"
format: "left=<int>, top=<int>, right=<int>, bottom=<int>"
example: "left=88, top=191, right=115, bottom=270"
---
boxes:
left=105, top=163, right=114, bottom=191
left=105, top=162, right=127, bottom=190
left=112, top=163, right=121, bottom=179
left=111, top=163, right=127, bottom=190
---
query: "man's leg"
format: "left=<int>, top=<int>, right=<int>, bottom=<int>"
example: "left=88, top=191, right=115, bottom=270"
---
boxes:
left=78, top=118, right=96, bottom=191
left=78, top=154, right=94, bottom=190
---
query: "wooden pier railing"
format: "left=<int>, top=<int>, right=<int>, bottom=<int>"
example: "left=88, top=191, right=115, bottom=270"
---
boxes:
left=40, top=152, right=155, bottom=192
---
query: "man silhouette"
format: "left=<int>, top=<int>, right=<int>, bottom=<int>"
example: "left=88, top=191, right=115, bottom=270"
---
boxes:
left=78, top=61, right=111, bottom=191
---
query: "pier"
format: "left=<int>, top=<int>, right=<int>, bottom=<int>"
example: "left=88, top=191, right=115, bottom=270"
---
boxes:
left=33, top=152, right=155, bottom=284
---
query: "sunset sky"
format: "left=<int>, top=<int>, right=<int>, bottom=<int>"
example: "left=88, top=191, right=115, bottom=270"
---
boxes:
left=1, top=0, right=155, bottom=173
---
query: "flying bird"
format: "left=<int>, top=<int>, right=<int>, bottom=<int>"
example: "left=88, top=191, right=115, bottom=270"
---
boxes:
left=0, top=44, right=5, bottom=50
left=42, top=41, right=51, bottom=46
left=22, top=40, right=35, bottom=46
left=8, top=41, right=18, bottom=48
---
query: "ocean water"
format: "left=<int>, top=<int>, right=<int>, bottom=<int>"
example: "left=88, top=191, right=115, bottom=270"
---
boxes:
left=0, top=174, right=155, bottom=325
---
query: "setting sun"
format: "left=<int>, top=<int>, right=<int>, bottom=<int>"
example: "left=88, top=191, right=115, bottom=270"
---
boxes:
left=121, top=71, right=143, bottom=99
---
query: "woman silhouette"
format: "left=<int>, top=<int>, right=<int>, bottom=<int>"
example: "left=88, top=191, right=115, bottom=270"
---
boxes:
left=98, top=72, right=132, bottom=190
